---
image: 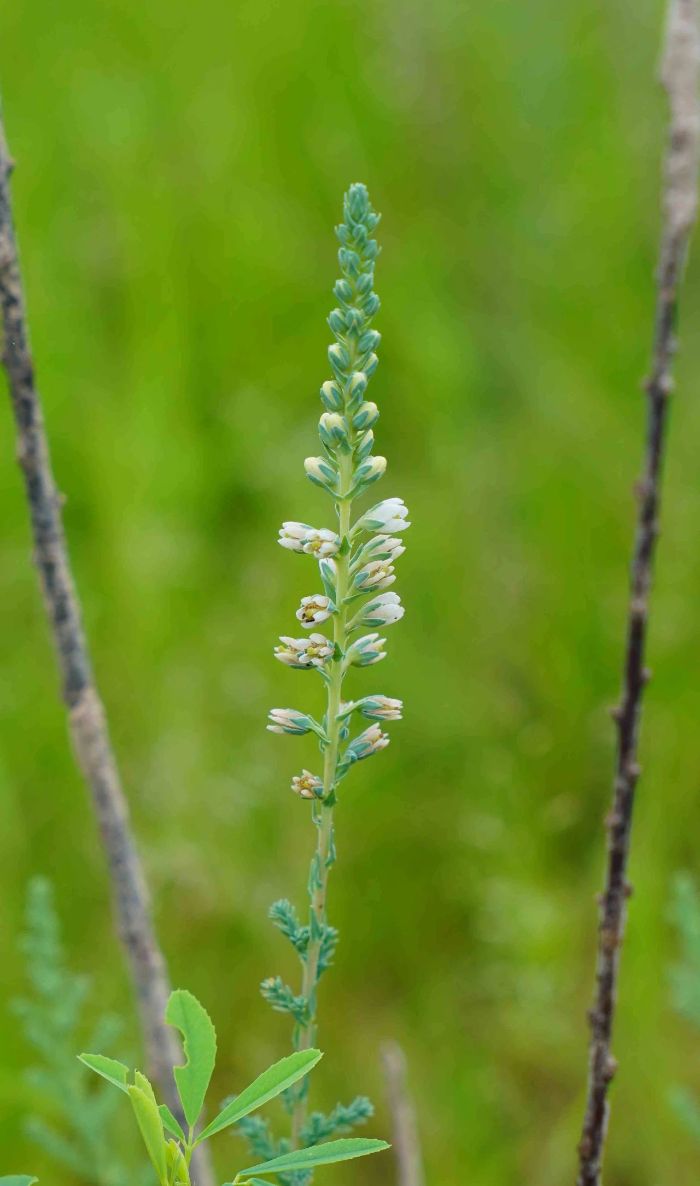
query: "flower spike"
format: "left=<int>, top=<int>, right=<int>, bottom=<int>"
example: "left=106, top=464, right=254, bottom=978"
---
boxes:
left=266, top=183, right=406, bottom=1146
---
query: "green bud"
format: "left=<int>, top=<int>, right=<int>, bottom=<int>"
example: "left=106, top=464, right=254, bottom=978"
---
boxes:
left=353, top=455, right=386, bottom=488
left=338, top=247, right=361, bottom=277
left=328, top=342, right=351, bottom=380
left=354, top=430, right=374, bottom=462
left=358, top=329, right=381, bottom=354
left=353, top=223, right=369, bottom=249
left=347, top=182, right=369, bottom=219
left=318, top=412, right=349, bottom=449
left=347, top=372, right=368, bottom=410
left=352, top=401, right=379, bottom=430
left=320, top=379, right=344, bottom=412
left=364, top=352, right=379, bottom=378
left=327, top=308, right=346, bottom=334
left=304, top=455, right=338, bottom=489
left=345, top=306, right=364, bottom=332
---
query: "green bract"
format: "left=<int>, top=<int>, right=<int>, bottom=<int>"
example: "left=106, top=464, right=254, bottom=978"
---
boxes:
left=80, top=989, right=388, bottom=1185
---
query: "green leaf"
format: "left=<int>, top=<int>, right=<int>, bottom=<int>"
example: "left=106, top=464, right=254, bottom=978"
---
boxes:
left=128, top=1081, right=168, bottom=1186
left=238, top=1137, right=390, bottom=1177
left=165, top=988, right=217, bottom=1128
left=197, top=1049, right=322, bottom=1143
left=223, top=1181, right=271, bottom=1186
left=0, top=1178, right=39, bottom=1185
left=159, top=1104, right=187, bottom=1143
left=166, top=1139, right=190, bottom=1186
left=78, top=1053, right=130, bottom=1094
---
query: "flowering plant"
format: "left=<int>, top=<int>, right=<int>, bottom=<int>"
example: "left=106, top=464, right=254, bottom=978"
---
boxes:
left=262, top=182, right=407, bottom=1165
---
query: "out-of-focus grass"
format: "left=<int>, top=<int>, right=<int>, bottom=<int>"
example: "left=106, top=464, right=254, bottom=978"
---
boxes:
left=1, top=1, right=700, bottom=1182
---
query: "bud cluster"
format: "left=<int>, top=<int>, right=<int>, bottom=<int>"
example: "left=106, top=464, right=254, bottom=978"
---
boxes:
left=269, top=182, right=407, bottom=801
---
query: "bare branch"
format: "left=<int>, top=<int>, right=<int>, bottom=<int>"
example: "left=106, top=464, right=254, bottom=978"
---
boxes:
left=0, top=113, right=213, bottom=1186
left=381, top=1042, right=425, bottom=1186
left=575, top=3, right=700, bottom=1184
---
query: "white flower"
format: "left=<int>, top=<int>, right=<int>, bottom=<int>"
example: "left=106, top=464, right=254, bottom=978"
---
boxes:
left=344, top=632, right=387, bottom=667
left=267, top=708, right=314, bottom=735
left=278, top=521, right=313, bottom=553
left=303, top=529, right=340, bottom=558
left=353, top=559, right=396, bottom=591
left=353, top=497, right=410, bottom=536
left=291, top=769, right=324, bottom=799
left=355, top=592, right=404, bottom=628
left=346, top=723, right=390, bottom=761
left=296, top=594, right=335, bottom=628
left=278, top=522, right=340, bottom=558
left=275, top=634, right=333, bottom=669
left=356, top=695, right=403, bottom=721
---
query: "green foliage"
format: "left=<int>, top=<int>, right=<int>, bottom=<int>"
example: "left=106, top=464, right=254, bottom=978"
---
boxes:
left=0, top=1177, right=38, bottom=1185
left=128, top=1076, right=168, bottom=1185
left=233, top=1138, right=389, bottom=1180
left=259, top=978, right=310, bottom=1027
left=81, top=989, right=388, bottom=1184
left=299, top=1099, right=373, bottom=1148
left=197, top=1051, right=322, bottom=1142
left=165, top=990, right=218, bottom=1130
left=78, top=1057, right=130, bottom=1095
left=12, top=879, right=147, bottom=1186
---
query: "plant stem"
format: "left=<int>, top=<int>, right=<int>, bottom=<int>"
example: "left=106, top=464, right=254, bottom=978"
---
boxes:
left=0, top=113, right=214, bottom=1186
left=575, top=3, right=700, bottom=1183
left=292, top=454, right=353, bottom=1144
left=381, top=1042, right=425, bottom=1186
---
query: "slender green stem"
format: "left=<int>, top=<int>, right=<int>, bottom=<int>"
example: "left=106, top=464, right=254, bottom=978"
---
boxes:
left=292, top=454, right=353, bottom=1144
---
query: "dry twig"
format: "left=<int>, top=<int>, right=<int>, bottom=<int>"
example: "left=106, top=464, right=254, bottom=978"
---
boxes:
left=0, top=112, right=213, bottom=1186
left=381, top=1042, right=425, bottom=1186
left=576, top=3, right=700, bottom=1183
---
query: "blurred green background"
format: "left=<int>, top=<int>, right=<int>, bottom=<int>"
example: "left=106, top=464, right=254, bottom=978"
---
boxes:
left=2, top=0, right=700, bottom=1182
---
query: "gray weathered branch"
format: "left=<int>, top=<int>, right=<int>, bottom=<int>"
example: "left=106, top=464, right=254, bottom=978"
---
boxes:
left=381, top=1042, right=425, bottom=1186
left=0, top=112, right=213, bottom=1186
left=575, top=3, right=700, bottom=1183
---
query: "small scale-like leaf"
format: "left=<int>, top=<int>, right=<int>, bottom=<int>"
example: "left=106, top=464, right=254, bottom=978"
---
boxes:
left=238, top=1137, right=390, bottom=1177
left=128, top=1084, right=168, bottom=1186
left=159, top=1104, right=186, bottom=1143
left=197, top=1049, right=322, bottom=1144
left=78, top=1054, right=130, bottom=1094
left=166, top=989, right=217, bottom=1128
